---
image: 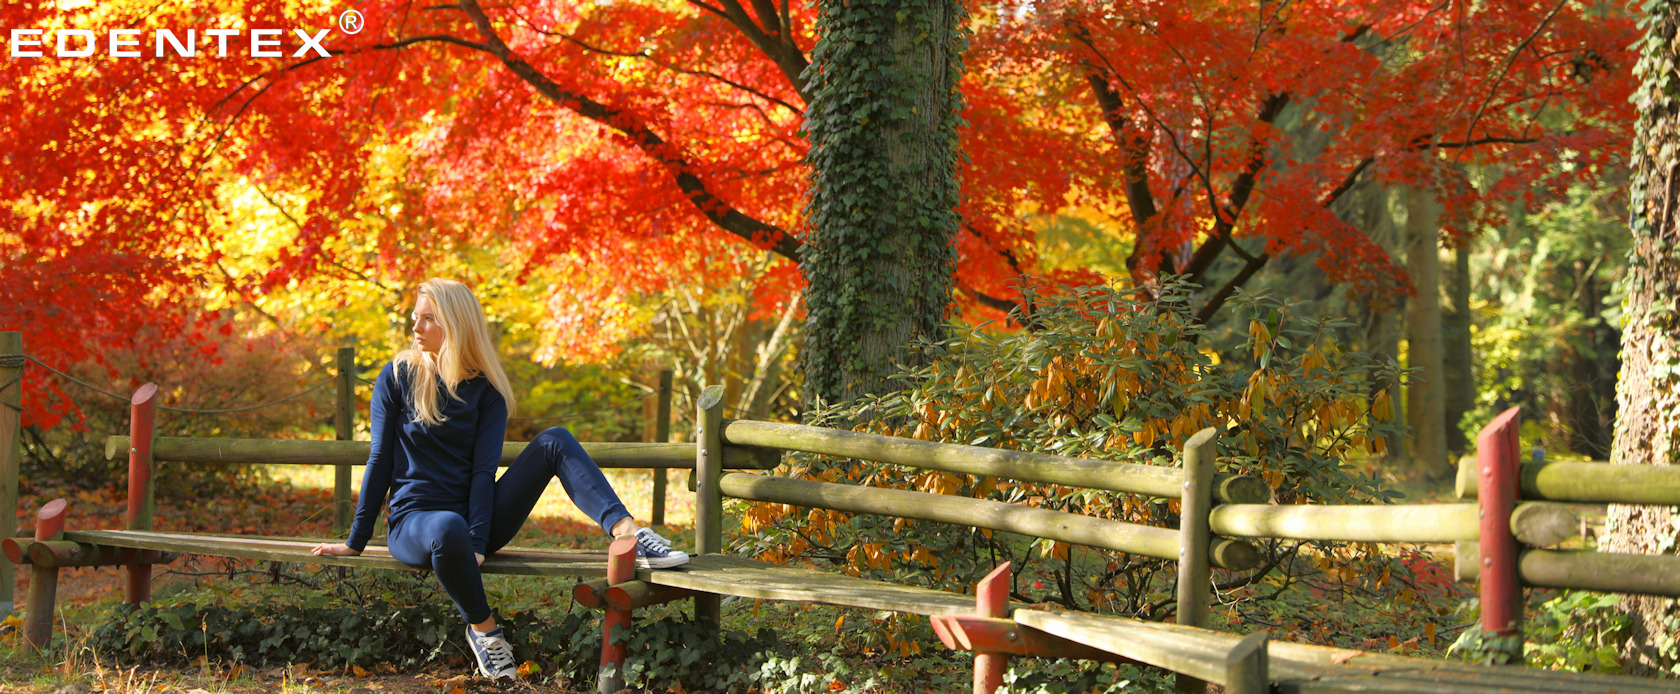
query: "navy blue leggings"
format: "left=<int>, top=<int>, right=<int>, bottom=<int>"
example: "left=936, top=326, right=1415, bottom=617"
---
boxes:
left=386, top=427, right=633, bottom=624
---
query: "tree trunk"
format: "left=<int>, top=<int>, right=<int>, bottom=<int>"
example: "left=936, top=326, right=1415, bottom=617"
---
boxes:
left=1405, top=188, right=1449, bottom=476
left=1443, top=243, right=1474, bottom=455
left=800, top=0, right=965, bottom=408
left=1608, top=1, right=1680, bottom=674
left=1562, top=260, right=1618, bottom=460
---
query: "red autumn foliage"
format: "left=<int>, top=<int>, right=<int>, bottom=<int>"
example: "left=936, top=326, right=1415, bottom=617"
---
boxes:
left=0, top=0, right=1637, bottom=425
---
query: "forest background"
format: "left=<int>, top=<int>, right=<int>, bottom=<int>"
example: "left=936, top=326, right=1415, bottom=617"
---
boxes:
left=0, top=0, right=1670, bottom=690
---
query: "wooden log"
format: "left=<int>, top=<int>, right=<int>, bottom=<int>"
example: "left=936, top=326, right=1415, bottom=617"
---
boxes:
left=1013, top=609, right=1230, bottom=685
left=0, top=537, right=24, bottom=565
left=574, top=578, right=610, bottom=609
left=975, top=563, right=1009, bottom=694
left=718, top=472, right=1260, bottom=571
left=650, top=370, right=673, bottom=527
left=693, top=385, right=725, bottom=625
left=1207, top=502, right=1575, bottom=546
left=718, top=419, right=1268, bottom=503
left=1476, top=408, right=1523, bottom=662
left=598, top=537, right=637, bottom=694
left=643, top=554, right=981, bottom=616
left=606, top=581, right=698, bottom=611
left=1456, top=457, right=1680, bottom=506
left=1454, top=545, right=1680, bottom=598
left=1509, top=502, right=1578, bottom=547
left=126, top=384, right=158, bottom=606
left=25, top=498, right=65, bottom=650
left=333, top=346, right=355, bottom=536
left=0, top=331, right=21, bottom=613
left=931, top=615, right=1132, bottom=662
left=23, top=541, right=180, bottom=569
left=103, top=436, right=777, bottom=470
left=1209, top=503, right=1478, bottom=543
left=1224, top=631, right=1268, bottom=694
left=1175, top=428, right=1217, bottom=694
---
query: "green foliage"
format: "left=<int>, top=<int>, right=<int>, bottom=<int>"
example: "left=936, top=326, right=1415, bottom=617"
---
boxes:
left=740, top=280, right=1406, bottom=615
left=1462, top=182, right=1627, bottom=458
left=799, top=0, right=967, bottom=404
left=1450, top=592, right=1629, bottom=672
left=86, top=586, right=781, bottom=691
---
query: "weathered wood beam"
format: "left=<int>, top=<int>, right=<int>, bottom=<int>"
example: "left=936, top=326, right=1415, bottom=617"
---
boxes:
left=606, top=581, right=699, bottom=611
left=1207, top=502, right=1576, bottom=546
left=574, top=578, right=610, bottom=609
left=1455, top=458, right=1680, bottom=506
left=1013, top=609, right=1232, bottom=685
left=1454, top=544, right=1680, bottom=598
left=718, top=472, right=1259, bottom=570
left=931, top=615, right=1134, bottom=662
left=105, top=436, right=777, bottom=470
left=719, top=419, right=1269, bottom=503
left=3, top=539, right=180, bottom=568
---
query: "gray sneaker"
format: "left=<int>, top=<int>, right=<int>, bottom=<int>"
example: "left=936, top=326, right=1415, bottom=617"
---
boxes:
left=634, top=527, right=690, bottom=569
left=465, top=625, right=518, bottom=680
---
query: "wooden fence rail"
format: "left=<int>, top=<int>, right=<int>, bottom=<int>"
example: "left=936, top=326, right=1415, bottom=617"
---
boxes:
left=1455, top=457, right=1680, bottom=505
left=718, top=418, right=1271, bottom=503
left=717, top=471, right=1261, bottom=570
left=1207, top=501, right=1579, bottom=546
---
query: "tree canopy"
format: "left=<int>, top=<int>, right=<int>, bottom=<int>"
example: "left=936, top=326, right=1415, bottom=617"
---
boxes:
left=0, top=0, right=1637, bottom=424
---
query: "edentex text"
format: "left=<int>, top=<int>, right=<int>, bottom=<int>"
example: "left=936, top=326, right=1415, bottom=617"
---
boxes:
left=8, top=28, right=332, bottom=58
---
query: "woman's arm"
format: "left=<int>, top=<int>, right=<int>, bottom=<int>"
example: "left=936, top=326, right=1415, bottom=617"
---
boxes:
left=466, top=385, right=509, bottom=556
left=344, top=363, right=402, bottom=553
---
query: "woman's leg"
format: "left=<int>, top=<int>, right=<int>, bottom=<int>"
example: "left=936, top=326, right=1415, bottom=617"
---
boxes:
left=486, top=426, right=633, bottom=554
left=387, top=510, right=494, bottom=625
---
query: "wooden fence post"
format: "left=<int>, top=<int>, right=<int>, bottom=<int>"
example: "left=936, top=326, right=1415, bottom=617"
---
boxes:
left=598, top=537, right=637, bottom=694
left=23, top=499, right=65, bottom=650
left=694, top=384, right=724, bottom=624
left=651, top=370, right=672, bottom=528
left=0, top=331, right=22, bottom=614
left=1175, top=428, right=1217, bottom=694
left=333, top=346, right=355, bottom=536
left=973, top=562, right=1010, bottom=694
left=126, top=383, right=158, bottom=605
left=1476, top=407, right=1523, bottom=663
left=1224, top=630, right=1269, bottom=694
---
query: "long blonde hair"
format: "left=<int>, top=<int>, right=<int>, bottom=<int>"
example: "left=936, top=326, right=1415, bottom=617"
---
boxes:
left=395, top=278, right=517, bottom=426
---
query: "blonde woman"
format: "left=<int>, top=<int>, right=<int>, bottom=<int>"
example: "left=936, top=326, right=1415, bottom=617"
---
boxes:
left=312, top=279, right=686, bottom=681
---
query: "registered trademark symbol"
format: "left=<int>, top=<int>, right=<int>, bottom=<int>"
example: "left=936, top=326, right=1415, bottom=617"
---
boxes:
left=339, top=9, right=364, bottom=34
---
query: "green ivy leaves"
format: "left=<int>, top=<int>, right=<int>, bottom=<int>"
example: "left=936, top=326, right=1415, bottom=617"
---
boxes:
left=800, top=0, right=969, bottom=407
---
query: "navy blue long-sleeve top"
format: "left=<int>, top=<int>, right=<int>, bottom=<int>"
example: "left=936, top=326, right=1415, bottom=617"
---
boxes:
left=346, top=362, right=508, bottom=555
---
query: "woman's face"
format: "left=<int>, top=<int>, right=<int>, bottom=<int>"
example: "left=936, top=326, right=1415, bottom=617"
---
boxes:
left=412, top=293, right=446, bottom=354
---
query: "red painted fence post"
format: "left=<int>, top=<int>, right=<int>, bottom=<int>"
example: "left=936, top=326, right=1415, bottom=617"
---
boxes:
left=599, top=536, right=637, bottom=694
left=1476, top=407, right=1523, bottom=663
left=23, top=498, right=65, bottom=650
left=125, top=384, right=158, bottom=605
left=974, top=562, right=1010, bottom=694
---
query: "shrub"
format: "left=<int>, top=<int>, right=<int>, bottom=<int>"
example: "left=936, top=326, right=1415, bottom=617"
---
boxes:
left=87, top=591, right=780, bottom=691
left=736, top=280, right=1407, bottom=617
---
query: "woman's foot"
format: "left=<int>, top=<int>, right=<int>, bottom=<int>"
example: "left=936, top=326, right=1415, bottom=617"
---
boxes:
left=633, top=527, right=690, bottom=569
left=465, top=625, right=518, bottom=680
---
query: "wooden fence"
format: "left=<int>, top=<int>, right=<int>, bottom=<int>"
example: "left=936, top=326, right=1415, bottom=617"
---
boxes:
left=4, top=329, right=1680, bottom=692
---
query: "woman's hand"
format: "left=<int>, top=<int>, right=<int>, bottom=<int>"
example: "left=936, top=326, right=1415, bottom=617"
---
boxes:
left=475, top=553, right=485, bottom=566
left=312, top=543, right=361, bottom=557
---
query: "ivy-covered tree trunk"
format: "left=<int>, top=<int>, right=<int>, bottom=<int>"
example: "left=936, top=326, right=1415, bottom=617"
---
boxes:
left=799, top=0, right=966, bottom=407
left=1608, top=0, right=1680, bottom=674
